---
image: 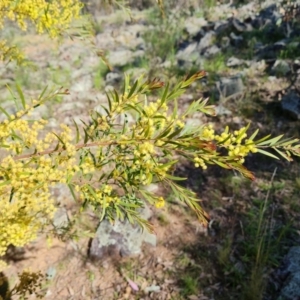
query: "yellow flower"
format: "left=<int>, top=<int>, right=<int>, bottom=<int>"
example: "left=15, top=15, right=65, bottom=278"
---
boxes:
left=155, top=197, right=165, bottom=208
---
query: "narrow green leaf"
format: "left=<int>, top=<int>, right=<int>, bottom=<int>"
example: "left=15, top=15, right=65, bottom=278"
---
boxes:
left=15, top=83, right=26, bottom=109
left=100, top=197, right=107, bottom=221
left=83, top=128, right=89, bottom=144
left=248, top=129, right=259, bottom=141
left=9, top=187, right=14, bottom=203
left=10, top=130, right=22, bottom=141
left=127, top=79, right=139, bottom=99
left=165, top=127, right=182, bottom=140
left=52, top=133, right=66, bottom=147
left=166, top=89, right=185, bottom=101
left=277, top=138, right=299, bottom=147
left=255, top=135, right=272, bottom=145
left=212, top=159, right=231, bottom=169
left=267, top=135, right=284, bottom=146
left=146, top=172, right=153, bottom=185
left=100, top=104, right=110, bottom=116
left=125, top=104, right=141, bottom=114
left=159, top=160, right=178, bottom=169
left=156, top=124, right=173, bottom=139
left=0, top=106, right=11, bottom=120
left=105, top=92, right=112, bottom=111
left=256, top=148, right=279, bottom=159
left=114, top=89, right=120, bottom=105
left=164, top=174, right=187, bottom=181
left=172, top=99, right=178, bottom=119
left=160, top=82, right=169, bottom=105
left=124, top=73, right=130, bottom=94
left=0, top=180, right=11, bottom=187
left=6, top=84, right=19, bottom=110
left=38, top=85, right=48, bottom=100
left=229, top=163, right=255, bottom=180
left=72, top=119, right=80, bottom=143
left=68, top=184, right=77, bottom=202
left=236, top=123, right=250, bottom=141
left=273, top=147, right=292, bottom=161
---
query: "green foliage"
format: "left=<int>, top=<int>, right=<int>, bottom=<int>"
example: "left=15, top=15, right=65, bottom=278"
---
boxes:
left=93, top=61, right=109, bottom=89
left=215, top=170, right=293, bottom=300
left=0, top=271, right=45, bottom=300
left=2, top=0, right=300, bottom=297
left=1, top=70, right=300, bottom=268
left=142, top=6, right=185, bottom=76
left=180, top=274, right=199, bottom=296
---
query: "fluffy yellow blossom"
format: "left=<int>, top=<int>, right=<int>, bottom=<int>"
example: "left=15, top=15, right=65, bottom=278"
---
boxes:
left=0, top=0, right=82, bottom=36
left=194, top=156, right=207, bottom=169
left=155, top=197, right=165, bottom=208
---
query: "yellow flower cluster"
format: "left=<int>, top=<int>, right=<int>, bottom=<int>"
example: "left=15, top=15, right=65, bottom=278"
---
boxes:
left=111, top=93, right=139, bottom=115
left=201, top=124, right=215, bottom=141
left=0, top=113, right=81, bottom=269
left=0, top=189, right=55, bottom=263
left=155, top=196, right=165, bottom=208
left=131, top=142, right=171, bottom=183
left=107, top=96, right=186, bottom=187
left=154, top=163, right=170, bottom=178
left=137, top=99, right=169, bottom=136
left=194, top=156, right=207, bottom=169
left=0, top=115, right=49, bottom=153
left=0, top=0, right=83, bottom=37
left=96, top=116, right=110, bottom=132
left=79, top=156, right=95, bottom=175
left=0, top=40, right=24, bottom=63
left=80, top=184, right=119, bottom=207
left=215, top=126, right=258, bottom=163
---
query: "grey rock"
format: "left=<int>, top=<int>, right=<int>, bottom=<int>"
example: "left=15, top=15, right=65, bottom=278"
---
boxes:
left=271, top=60, right=291, bottom=76
left=58, top=101, right=86, bottom=113
left=256, top=45, right=278, bottom=60
left=281, top=90, right=300, bottom=119
left=197, top=31, right=216, bottom=52
left=247, top=60, right=267, bottom=73
left=214, top=21, right=233, bottom=36
left=220, top=36, right=230, bottom=49
left=215, top=104, right=232, bottom=116
left=105, top=72, right=122, bottom=85
left=108, top=49, right=135, bottom=67
left=104, top=85, right=115, bottom=93
left=254, top=42, right=265, bottom=51
left=202, top=21, right=215, bottom=32
left=144, top=285, right=161, bottom=293
left=70, top=74, right=93, bottom=92
left=273, top=39, right=289, bottom=51
left=280, top=273, right=300, bottom=300
left=114, top=24, right=146, bottom=49
left=295, top=60, right=300, bottom=73
left=184, top=17, right=207, bottom=36
left=215, top=75, right=245, bottom=99
left=283, top=247, right=300, bottom=274
left=46, top=266, right=57, bottom=280
left=230, top=32, right=244, bottom=47
left=177, top=46, right=205, bottom=69
left=53, top=208, right=69, bottom=235
left=232, top=18, right=249, bottom=32
left=259, top=3, right=279, bottom=22
left=125, top=67, right=148, bottom=80
left=277, top=247, right=300, bottom=300
left=226, top=57, right=246, bottom=68
left=89, top=205, right=156, bottom=259
left=144, top=184, right=160, bottom=194
left=176, top=42, right=199, bottom=61
left=203, top=45, right=221, bottom=58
